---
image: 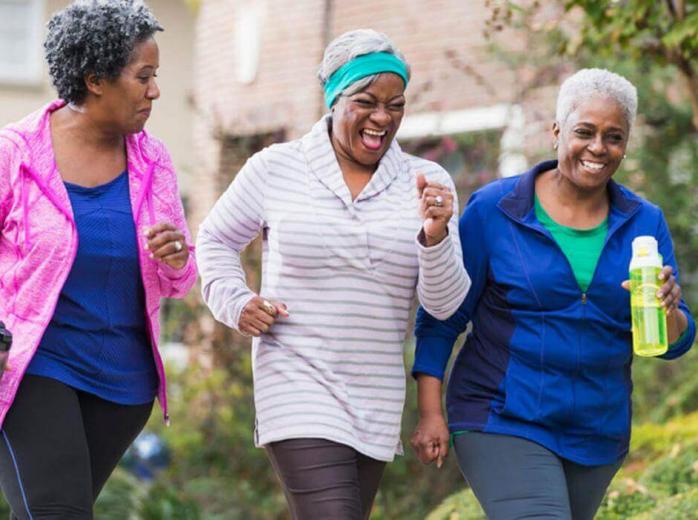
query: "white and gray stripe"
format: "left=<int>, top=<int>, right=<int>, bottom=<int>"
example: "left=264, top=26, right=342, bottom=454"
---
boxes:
left=197, top=115, right=470, bottom=461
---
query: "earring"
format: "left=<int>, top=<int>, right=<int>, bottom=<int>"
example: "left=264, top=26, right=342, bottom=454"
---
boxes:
left=553, top=141, right=558, bottom=150
left=623, top=154, right=627, bottom=159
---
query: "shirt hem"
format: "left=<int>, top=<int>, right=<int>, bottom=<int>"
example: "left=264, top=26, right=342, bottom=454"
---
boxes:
left=255, top=429, right=399, bottom=463
left=448, top=420, right=628, bottom=466
left=25, top=367, right=157, bottom=406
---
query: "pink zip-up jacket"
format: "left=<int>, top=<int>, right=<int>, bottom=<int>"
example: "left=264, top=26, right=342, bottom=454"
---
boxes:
left=0, top=100, right=197, bottom=426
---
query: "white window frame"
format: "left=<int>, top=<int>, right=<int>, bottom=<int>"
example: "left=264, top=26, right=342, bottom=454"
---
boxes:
left=397, top=104, right=528, bottom=178
left=0, top=0, right=45, bottom=86
left=234, top=0, right=264, bottom=84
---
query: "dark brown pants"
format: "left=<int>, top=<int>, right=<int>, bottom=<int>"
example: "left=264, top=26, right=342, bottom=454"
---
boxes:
left=266, top=438, right=386, bottom=520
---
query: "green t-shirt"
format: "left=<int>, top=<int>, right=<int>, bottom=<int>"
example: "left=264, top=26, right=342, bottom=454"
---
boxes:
left=534, top=195, right=608, bottom=292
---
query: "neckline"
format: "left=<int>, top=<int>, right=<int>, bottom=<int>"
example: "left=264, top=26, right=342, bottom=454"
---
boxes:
left=534, top=194, right=608, bottom=235
left=64, top=170, right=128, bottom=193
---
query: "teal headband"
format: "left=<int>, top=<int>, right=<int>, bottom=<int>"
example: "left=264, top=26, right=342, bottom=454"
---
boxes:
left=323, top=52, right=409, bottom=109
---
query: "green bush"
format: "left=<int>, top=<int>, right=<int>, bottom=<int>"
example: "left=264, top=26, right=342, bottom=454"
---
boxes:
left=633, top=488, right=698, bottom=520
left=596, top=483, right=657, bottom=520
left=640, top=443, right=698, bottom=496
left=425, top=488, right=486, bottom=520
left=94, top=468, right=144, bottom=520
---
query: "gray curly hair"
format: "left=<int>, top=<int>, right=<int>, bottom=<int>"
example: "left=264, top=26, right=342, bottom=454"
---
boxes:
left=44, top=0, right=163, bottom=104
left=556, top=68, right=638, bottom=130
left=318, top=29, right=411, bottom=107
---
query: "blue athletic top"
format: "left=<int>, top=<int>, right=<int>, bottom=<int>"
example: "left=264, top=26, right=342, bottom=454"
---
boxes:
left=414, top=160, right=696, bottom=466
left=27, top=171, right=158, bottom=404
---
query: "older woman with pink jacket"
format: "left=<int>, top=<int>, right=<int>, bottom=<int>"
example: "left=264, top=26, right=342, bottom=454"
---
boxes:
left=0, top=2, right=196, bottom=517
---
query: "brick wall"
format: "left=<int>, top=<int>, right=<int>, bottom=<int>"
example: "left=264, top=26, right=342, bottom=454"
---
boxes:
left=190, top=0, right=558, bottom=228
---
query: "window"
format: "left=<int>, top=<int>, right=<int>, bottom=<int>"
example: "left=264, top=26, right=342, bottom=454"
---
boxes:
left=399, top=104, right=528, bottom=202
left=0, top=0, right=44, bottom=85
left=234, top=0, right=263, bottom=84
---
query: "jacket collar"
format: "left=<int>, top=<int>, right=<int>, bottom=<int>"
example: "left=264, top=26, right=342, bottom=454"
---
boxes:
left=498, top=160, right=643, bottom=223
left=3, top=100, right=160, bottom=233
left=3, top=99, right=157, bottom=182
left=301, top=115, right=404, bottom=208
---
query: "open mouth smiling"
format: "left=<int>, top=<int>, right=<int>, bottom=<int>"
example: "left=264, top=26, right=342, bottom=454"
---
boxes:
left=360, top=128, right=387, bottom=151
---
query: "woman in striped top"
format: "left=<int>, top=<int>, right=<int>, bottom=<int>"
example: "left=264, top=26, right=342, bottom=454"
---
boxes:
left=197, top=29, right=470, bottom=519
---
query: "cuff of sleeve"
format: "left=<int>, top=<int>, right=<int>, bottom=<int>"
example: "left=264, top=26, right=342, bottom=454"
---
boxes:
left=416, top=229, right=453, bottom=260
left=158, top=257, right=194, bottom=280
left=231, top=291, right=257, bottom=331
left=412, top=335, right=457, bottom=381
left=661, top=314, right=696, bottom=360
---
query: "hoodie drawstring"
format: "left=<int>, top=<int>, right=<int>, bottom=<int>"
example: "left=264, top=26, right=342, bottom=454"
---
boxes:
left=133, top=163, right=156, bottom=228
left=19, top=163, right=74, bottom=253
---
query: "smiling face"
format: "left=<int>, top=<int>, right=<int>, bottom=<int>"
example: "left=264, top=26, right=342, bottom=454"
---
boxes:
left=330, top=72, right=406, bottom=170
left=553, top=95, right=629, bottom=193
left=93, top=37, right=161, bottom=134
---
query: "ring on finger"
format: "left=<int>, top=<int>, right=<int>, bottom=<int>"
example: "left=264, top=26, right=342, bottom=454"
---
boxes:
left=434, top=195, right=444, bottom=207
left=262, top=300, right=276, bottom=316
left=173, top=240, right=183, bottom=252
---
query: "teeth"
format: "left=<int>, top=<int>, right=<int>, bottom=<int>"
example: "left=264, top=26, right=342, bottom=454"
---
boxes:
left=581, top=160, right=604, bottom=171
left=363, top=129, right=386, bottom=136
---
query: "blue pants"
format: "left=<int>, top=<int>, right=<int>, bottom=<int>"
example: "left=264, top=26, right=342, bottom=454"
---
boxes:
left=453, top=432, right=622, bottom=520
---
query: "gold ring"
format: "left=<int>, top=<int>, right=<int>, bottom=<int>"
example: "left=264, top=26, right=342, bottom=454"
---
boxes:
left=434, top=195, right=444, bottom=207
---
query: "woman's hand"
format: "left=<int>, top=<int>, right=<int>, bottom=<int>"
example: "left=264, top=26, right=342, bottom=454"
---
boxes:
left=239, top=296, right=289, bottom=337
left=411, top=412, right=450, bottom=468
left=621, top=265, right=681, bottom=316
left=412, top=374, right=450, bottom=468
left=144, top=223, right=189, bottom=270
left=656, top=265, right=682, bottom=316
left=416, top=174, right=454, bottom=247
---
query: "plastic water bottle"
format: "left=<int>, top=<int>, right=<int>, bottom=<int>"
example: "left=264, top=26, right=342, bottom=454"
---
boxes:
left=629, top=236, right=668, bottom=357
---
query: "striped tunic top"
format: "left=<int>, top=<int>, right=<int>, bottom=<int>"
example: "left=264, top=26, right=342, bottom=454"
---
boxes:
left=197, top=116, right=470, bottom=461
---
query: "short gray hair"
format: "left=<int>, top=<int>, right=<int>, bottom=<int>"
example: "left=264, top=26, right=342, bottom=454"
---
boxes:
left=318, top=29, right=411, bottom=106
left=556, top=68, right=638, bottom=130
left=45, top=0, right=163, bottom=104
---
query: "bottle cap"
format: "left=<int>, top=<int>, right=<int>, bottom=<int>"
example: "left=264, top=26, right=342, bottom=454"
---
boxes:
left=0, top=321, right=11, bottom=353
left=632, top=236, right=659, bottom=259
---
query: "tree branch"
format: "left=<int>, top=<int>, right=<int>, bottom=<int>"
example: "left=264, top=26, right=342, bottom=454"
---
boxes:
left=672, top=55, right=698, bottom=130
left=665, top=0, right=676, bottom=18
left=667, top=0, right=687, bottom=20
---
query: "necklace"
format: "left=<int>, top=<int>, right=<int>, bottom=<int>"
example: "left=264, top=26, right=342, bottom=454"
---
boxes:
left=67, top=102, right=86, bottom=114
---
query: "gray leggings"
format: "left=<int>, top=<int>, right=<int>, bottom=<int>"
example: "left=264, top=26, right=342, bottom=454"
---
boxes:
left=453, top=432, right=622, bottom=520
left=265, top=438, right=386, bottom=520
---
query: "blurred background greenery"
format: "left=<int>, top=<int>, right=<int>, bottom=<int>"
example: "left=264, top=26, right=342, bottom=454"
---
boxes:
left=1, top=0, right=697, bottom=518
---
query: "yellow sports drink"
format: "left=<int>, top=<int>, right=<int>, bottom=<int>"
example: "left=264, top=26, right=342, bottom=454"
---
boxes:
left=629, top=236, right=667, bottom=357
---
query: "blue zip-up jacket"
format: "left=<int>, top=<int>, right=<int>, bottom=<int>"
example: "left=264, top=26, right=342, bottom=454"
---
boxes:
left=413, top=160, right=696, bottom=465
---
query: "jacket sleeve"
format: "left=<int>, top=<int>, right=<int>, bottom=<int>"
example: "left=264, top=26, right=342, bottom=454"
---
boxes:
left=412, top=191, right=490, bottom=380
left=196, top=152, right=267, bottom=331
left=416, top=168, right=471, bottom=320
left=154, top=148, right=197, bottom=298
left=656, top=210, right=696, bottom=360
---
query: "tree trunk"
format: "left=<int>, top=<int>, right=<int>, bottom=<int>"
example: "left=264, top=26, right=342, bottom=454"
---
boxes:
left=675, top=58, right=698, bottom=131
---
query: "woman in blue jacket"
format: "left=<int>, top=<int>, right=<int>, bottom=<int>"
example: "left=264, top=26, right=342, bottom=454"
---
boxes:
left=411, top=68, right=696, bottom=520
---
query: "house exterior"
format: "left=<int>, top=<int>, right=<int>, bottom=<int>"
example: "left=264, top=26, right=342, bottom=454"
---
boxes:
left=189, top=0, right=559, bottom=228
left=0, top=0, right=196, bottom=193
